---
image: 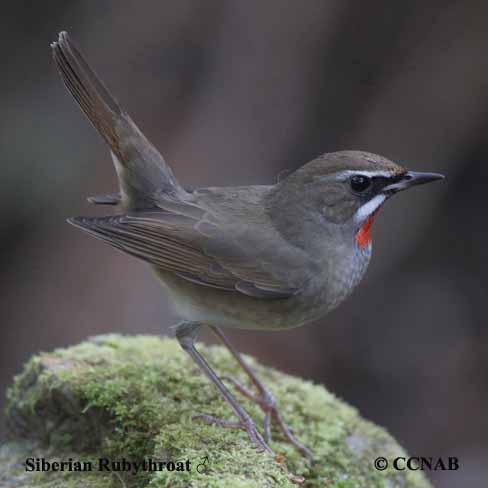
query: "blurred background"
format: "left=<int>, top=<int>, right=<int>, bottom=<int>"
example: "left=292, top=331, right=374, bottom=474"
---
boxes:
left=0, top=1, right=487, bottom=486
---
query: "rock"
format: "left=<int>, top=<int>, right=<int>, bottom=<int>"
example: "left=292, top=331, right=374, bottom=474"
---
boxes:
left=1, top=334, right=432, bottom=487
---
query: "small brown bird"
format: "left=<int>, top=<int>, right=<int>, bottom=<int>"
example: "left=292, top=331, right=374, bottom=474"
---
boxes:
left=52, top=31, right=443, bottom=460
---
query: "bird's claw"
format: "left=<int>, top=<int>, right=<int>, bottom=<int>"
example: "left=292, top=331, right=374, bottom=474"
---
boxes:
left=223, top=375, right=314, bottom=462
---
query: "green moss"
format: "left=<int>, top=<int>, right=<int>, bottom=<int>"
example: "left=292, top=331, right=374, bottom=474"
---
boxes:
left=2, top=335, right=432, bottom=487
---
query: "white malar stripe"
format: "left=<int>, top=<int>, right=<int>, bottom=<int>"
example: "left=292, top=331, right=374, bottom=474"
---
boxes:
left=354, top=194, right=386, bottom=223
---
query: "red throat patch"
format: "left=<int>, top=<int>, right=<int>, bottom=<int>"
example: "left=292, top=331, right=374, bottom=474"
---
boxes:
left=355, top=210, right=380, bottom=249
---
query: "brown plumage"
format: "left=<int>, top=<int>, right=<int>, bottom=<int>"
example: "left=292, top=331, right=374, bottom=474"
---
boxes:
left=52, top=31, right=443, bottom=459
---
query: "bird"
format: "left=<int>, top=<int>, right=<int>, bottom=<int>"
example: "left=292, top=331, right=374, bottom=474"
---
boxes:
left=51, top=31, right=444, bottom=461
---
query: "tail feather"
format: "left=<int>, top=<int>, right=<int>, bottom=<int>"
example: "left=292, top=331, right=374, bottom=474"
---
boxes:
left=51, top=31, right=186, bottom=208
left=87, top=192, right=121, bottom=205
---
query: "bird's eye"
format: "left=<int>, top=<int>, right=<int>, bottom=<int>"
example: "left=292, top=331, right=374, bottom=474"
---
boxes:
left=350, top=175, right=371, bottom=193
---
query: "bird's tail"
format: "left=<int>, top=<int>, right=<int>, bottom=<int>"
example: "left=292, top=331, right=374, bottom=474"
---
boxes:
left=51, top=31, right=186, bottom=209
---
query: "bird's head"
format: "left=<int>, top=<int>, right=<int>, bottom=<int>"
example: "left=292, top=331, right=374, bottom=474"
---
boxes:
left=267, top=150, right=444, bottom=252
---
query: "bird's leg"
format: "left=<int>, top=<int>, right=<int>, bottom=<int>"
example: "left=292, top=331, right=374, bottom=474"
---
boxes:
left=209, top=325, right=313, bottom=461
left=175, top=321, right=273, bottom=455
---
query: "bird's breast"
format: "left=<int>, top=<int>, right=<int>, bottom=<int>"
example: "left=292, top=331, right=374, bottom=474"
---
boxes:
left=315, top=243, right=372, bottom=312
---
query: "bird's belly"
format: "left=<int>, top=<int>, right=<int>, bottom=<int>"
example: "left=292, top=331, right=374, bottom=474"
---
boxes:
left=153, top=246, right=371, bottom=331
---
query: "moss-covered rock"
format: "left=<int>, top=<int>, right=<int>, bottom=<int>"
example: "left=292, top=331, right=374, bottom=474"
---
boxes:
left=1, top=335, right=431, bottom=487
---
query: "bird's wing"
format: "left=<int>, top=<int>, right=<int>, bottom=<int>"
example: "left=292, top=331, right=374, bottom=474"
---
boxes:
left=69, top=203, right=308, bottom=299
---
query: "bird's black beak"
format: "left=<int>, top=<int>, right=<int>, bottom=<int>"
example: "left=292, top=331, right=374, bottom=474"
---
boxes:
left=383, top=171, right=444, bottom=194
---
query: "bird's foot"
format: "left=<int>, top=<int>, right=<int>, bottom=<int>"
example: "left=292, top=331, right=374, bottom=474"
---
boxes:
left=193, top=412, right=274, bottom=455
left=223, top=376, right=314, bottom=462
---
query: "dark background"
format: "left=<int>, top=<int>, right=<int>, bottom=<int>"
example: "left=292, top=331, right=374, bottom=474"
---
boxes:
left=1, top=2, right=487, bottom=486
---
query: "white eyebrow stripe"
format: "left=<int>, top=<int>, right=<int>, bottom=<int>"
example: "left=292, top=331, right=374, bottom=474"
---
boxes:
left=312, top=170, right=394, bottom=182
left=354, top=194, right=386, bottom=223
left=337, top=170, right=393, bottom=179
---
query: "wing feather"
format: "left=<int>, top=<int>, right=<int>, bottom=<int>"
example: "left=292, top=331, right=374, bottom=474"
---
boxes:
left=68, top=209, right=305, bottom=299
